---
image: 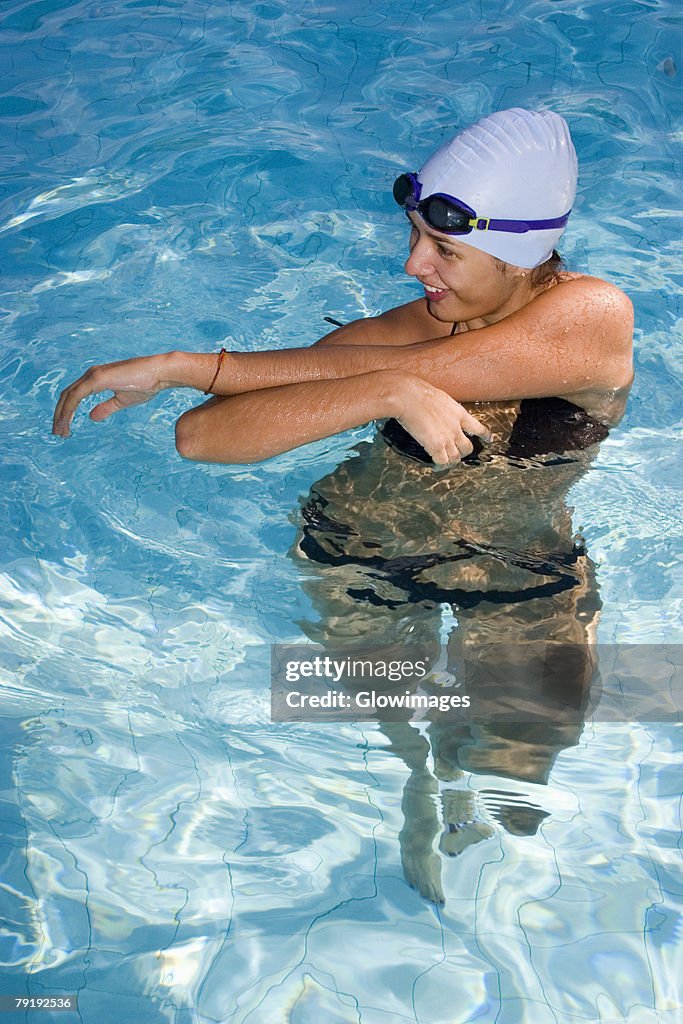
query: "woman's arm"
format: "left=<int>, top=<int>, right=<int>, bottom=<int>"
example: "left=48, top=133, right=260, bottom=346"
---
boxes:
left=175, top=370, right=490, bottom=465
left=210, top=277, right=633, bottom=401
left=52, top=277, right=631, bottom=430
left=52, top=275, right=632, bottom=459
left=171, top=277, right=631, bottom=463
left=69, top=275, right=626, bottom=410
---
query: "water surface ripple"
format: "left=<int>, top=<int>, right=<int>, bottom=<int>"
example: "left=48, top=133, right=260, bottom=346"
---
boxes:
left=0, top=0, right=681, bottom=1021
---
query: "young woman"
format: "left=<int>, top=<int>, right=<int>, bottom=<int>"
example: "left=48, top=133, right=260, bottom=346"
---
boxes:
left=52, top=108, right=633, bottom=466
left=51, top=108, right=635, bottom=903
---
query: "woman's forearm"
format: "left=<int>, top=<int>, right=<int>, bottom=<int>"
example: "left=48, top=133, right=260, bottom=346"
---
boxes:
left=175, top=368, right=489, bottom=465
left=174, top=370, right=406, bottom=463
left=165, top=298, right=445, bottom=395
left=168, top=345, right=395, bottom=396
left=51, top=348, right=488, bottom=463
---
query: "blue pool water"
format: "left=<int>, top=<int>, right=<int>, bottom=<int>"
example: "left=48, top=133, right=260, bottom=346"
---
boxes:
left=1, top=0, right=682, bottom=1021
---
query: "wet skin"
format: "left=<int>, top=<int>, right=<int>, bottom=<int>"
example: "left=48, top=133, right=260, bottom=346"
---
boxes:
left=51, top=214, right=633, bottom=465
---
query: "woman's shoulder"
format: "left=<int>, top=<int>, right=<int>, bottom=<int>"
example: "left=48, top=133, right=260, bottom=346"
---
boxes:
left=535, top=271, right=634, bottom=356
left=535, top=272, right=633, bottom=418
left=544, top=271, right=633, bottom=320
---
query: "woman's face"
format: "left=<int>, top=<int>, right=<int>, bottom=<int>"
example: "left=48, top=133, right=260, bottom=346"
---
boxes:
left=404, top=212, right=531, bottom=328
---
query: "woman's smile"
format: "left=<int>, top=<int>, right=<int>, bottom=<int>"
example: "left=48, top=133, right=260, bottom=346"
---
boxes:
left=422, top=283, right=450, bottom=302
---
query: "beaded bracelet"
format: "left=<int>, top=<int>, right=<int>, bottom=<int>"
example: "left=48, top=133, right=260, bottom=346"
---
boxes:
left=204, top=347, right=227, bottom=394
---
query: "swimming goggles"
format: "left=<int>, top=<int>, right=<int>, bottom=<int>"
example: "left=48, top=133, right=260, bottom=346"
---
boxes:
left=393, top=172, right=571, bottom=236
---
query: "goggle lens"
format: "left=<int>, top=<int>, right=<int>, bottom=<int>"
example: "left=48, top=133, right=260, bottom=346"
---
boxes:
left=423, top=196, right=472, bottom=233
left=393, top=173, right=475, bottom=235
left=392, top=173, right=417, bottom=208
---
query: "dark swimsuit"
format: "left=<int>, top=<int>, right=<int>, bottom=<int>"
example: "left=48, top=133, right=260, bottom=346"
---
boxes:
left=381, top=396, right=608, bottom=465
left=299, top=319, right=608, bottom=611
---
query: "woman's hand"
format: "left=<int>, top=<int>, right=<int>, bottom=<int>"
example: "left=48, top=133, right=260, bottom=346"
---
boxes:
left=52, top=353, right=178, bottom=437
left=393, top=374, right=491, bottom=465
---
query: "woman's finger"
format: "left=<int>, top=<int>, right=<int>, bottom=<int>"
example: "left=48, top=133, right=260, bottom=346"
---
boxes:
left=462, top=412, right=492, bottom=440
left=52, top=377, right=82, bottom=429
left=445, top=441, right=462, bottom=464
left=52, top=381, right=90, bottom=435
left=430, top=443, right=451, bottom=466
left=453, top=426, right=474, bottom=458
left=52, top=366, right=114, bottom=434
left=430, top=435, right=463, bottom=465
left=89, top=396, right=124, bottom=422
left=52, top=383, right=80, bottom=435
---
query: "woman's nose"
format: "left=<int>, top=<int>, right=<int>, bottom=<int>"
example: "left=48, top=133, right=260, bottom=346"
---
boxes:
left=404, top=236, right=435, bottom=278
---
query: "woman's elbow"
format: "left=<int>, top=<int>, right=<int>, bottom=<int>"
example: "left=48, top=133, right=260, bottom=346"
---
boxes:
left=175, top=410, right=205, bottom=461
left=174, top=409, right=267, bottom=464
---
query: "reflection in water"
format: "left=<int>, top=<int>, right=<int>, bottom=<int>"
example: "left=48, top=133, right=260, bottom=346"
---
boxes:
left=290, top=400, right=607, bottom=903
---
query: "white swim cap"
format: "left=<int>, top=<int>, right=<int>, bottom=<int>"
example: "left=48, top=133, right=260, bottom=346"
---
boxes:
left=416, top=108, right=578, bottom=269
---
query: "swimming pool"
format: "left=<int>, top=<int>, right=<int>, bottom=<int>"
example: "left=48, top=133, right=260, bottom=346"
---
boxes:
left=1, top=0, right=682, bottom=1020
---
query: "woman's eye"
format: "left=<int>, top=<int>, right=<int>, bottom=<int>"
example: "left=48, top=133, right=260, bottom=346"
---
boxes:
left=437, top=245, right=456, bottom=258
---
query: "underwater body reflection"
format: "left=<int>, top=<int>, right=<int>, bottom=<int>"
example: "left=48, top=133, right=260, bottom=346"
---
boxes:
left=290, top=397, right=615, bottom=904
